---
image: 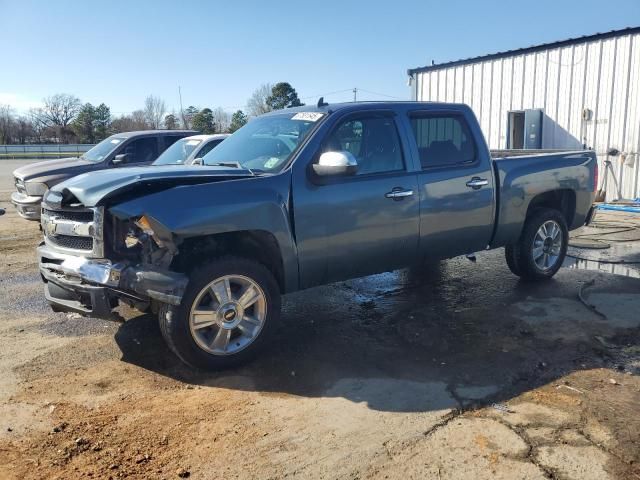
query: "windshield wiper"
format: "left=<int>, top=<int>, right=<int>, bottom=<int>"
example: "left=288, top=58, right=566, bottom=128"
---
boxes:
left=208, top=162, right=261, bottom=176
left=209, top=162, right=243, bottom=169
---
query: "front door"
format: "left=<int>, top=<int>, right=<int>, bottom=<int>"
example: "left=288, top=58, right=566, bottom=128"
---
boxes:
left=408, top=110, right=495, bottom=260
left=294, top=112, right=420, bottom=288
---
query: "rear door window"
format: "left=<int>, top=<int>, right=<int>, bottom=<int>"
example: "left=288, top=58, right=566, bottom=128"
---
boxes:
left=409, top=114, right=476, bottom=168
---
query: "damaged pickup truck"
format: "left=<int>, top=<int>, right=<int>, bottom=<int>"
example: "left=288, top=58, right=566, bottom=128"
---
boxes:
left=38, top=101, right=597, bottom=369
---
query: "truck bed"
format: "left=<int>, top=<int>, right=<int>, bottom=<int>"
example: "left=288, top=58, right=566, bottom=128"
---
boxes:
left=490, top=150, right=597, bottom=248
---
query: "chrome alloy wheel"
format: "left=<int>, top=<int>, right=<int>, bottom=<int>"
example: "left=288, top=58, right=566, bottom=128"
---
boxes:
left=532, top=220, right=563, bottom=271
left=188, top=275, right=267, bottom=355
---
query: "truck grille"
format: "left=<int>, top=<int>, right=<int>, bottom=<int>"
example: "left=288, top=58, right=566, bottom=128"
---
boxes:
left=48, top=234, right=93, bottom=251
left=41, top=206, right=104, bottom=257
left=42, top=209, right=94, bottom=222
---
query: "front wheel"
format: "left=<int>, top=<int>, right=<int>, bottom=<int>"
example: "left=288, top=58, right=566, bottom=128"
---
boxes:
left=505, top=208, right=568, bottom=281
left=159, top=256, right=281, bottom=370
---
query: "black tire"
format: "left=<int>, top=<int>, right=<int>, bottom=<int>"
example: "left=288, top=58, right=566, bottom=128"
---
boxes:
left=504, top=244, right=523, bottom=276
left=506, top=208, right=568, bottom=281
left=159, top=256, right=281, bottom=370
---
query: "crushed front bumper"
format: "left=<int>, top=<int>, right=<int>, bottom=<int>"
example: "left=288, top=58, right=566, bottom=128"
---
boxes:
left=11, top=191, right=42, bottom=220
left=38, top=244, right=188, bottom=320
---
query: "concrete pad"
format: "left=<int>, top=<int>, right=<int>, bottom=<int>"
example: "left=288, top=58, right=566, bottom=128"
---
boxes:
left=513, top=297, right=603, bottom=341
left=536, top=445, right=612, bottom=480
left=588, top=293, right=640, bottom=328
left=486, top=402, right=578, bottom=427
left=558, top=429, right=591, bottom=446
left=583, top=419, right=614, bottom=448
left=525, top=426, right=556, bottom=444
left=243, top=378, right=456, bottom=478
left=368, top=417, right=546, bottom=479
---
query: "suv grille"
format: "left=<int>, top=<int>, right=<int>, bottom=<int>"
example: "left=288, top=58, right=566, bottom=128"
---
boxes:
left=48, top=234, right=93, bottom=251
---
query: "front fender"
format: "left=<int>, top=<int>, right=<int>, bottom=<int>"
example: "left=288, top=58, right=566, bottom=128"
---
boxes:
left=107, top=172, right=299, bottom=291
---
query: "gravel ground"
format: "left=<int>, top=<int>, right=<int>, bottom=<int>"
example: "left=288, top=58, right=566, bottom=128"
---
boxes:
left=1, top=160, right=639, bottom=479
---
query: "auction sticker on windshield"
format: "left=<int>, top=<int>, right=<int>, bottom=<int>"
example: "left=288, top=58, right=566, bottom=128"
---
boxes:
left=291, top=112, right=324, bottom=122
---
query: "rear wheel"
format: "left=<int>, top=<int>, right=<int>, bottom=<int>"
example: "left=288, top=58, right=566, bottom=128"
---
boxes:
left=159, top=256, right=280, bottom=369
left=505, top=208, right=568, bottom=281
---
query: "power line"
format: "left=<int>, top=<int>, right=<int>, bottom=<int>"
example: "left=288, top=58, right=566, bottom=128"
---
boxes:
left=356, top=88, right=403, bottom=100
left=299, top=88, right=354, bottom=100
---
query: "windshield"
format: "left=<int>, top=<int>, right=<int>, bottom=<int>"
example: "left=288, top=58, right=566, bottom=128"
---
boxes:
left=202, top=112, right=324, bottom=172
left=81, top=136, right=124, bottom=163
left=152, top=138, right=202, bottom=165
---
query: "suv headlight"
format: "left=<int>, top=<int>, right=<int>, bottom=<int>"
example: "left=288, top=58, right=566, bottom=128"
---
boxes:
left=24, top=182, right=48, bottom=196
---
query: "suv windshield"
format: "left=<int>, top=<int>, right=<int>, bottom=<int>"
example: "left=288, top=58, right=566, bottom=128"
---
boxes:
left=153, top=138, right=202, bottom=165
left=202, top=112, right=324, bottom=172
left=81, top=136, right=125, bottom=163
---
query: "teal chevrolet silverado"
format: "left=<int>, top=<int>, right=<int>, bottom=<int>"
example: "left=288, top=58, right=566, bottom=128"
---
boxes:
left=36, top=101, right=597, bottom=369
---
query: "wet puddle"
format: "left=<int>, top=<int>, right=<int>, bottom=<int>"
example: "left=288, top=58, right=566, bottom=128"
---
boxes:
left=564, top=238, right=640, bottom=279
left=562, top=256, right=640, bottom=279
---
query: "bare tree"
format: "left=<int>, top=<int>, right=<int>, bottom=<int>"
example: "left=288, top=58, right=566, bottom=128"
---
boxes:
left=132, top=110, right=149, bottom=129
left=15, top=117, right=34, bottom=144
left=110, top=110, right=150, bottom=133
left=212, top=107, right=230, bottom=133
left=247, top=83, right=273, bottom=117
left=40, top=94, right=81, bottom=142
left=29, top=108, right=49, bottom=143
left=144, top=95, right=167, bottom=129
left=0, top=104, right=15, bottom=144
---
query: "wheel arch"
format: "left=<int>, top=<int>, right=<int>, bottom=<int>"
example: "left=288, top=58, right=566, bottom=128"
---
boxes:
left=172, top=230, right=286, bottom=293
left=524, top=189, right=576, bottom=227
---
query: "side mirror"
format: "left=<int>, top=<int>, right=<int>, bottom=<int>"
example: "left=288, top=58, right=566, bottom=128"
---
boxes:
left=310, top=151, right=358, bottom=183
left=191, top=157, right=204, bottom=166
left=112, top=153, right=129, bottom=165
left=0, top=208, right=5, bottom=216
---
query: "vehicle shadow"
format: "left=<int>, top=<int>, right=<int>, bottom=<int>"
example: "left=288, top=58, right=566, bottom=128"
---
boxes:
left=114, top=252, right=640, bottom=413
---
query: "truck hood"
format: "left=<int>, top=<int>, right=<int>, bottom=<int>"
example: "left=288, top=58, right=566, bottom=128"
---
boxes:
left=46, top=164, right=255, bottom=207
left=13, top=156, right=94, bottom=183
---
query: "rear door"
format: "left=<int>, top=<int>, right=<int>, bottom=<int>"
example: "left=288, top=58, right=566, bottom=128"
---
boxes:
left=293, top=110, right=420, bottom=287
left=406, top=109, right=495, bottom=259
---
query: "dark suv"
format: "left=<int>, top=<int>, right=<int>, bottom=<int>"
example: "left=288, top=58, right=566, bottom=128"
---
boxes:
left=11, top=129, right=196, bottom=220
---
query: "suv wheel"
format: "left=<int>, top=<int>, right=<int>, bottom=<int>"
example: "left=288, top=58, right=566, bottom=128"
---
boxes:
left=505, top=208, right=568, bottom=281
left=159, top=256, right=280, bottom=369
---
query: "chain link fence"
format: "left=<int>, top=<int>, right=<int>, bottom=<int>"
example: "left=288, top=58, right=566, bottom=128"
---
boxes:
left=0, top=144, right=95, bottom=160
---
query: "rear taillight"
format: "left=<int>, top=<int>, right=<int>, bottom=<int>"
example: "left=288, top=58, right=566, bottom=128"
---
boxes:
left=593, top=161, right=598, bottom=192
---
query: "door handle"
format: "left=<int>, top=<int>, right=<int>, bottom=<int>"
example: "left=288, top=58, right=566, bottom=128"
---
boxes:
left=465, top=177, right=488, bottom=189
left=385, top=188, right=414, bottom=199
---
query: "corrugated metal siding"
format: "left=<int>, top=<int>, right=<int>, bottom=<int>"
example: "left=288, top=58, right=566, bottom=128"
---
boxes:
left=414, top=32, right=640, bottom=200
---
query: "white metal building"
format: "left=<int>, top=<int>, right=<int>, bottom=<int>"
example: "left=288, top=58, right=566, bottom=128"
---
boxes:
left=408, top=27, right=640, bottom=200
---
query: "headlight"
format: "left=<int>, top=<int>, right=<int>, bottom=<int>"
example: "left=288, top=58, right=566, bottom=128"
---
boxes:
left=24, top=182, right=48, bottom=196
left=125, top=215, right=165, bottom=248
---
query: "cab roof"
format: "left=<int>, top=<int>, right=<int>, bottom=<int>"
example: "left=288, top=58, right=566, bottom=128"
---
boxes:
left=262, top=101, right=467, bottom=116
left=112, top=129, right=197, bottom=138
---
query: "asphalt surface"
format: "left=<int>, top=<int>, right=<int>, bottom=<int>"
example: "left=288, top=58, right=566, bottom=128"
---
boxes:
left=1, top=159, right=639, bottom=479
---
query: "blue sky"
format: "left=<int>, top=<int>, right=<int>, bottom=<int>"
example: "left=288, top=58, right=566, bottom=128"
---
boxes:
left=1, top=0, right=638, bottom=115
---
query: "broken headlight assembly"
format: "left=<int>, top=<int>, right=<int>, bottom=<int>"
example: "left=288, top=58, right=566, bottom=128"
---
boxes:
left=125, top=215, right=166, bottom=249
